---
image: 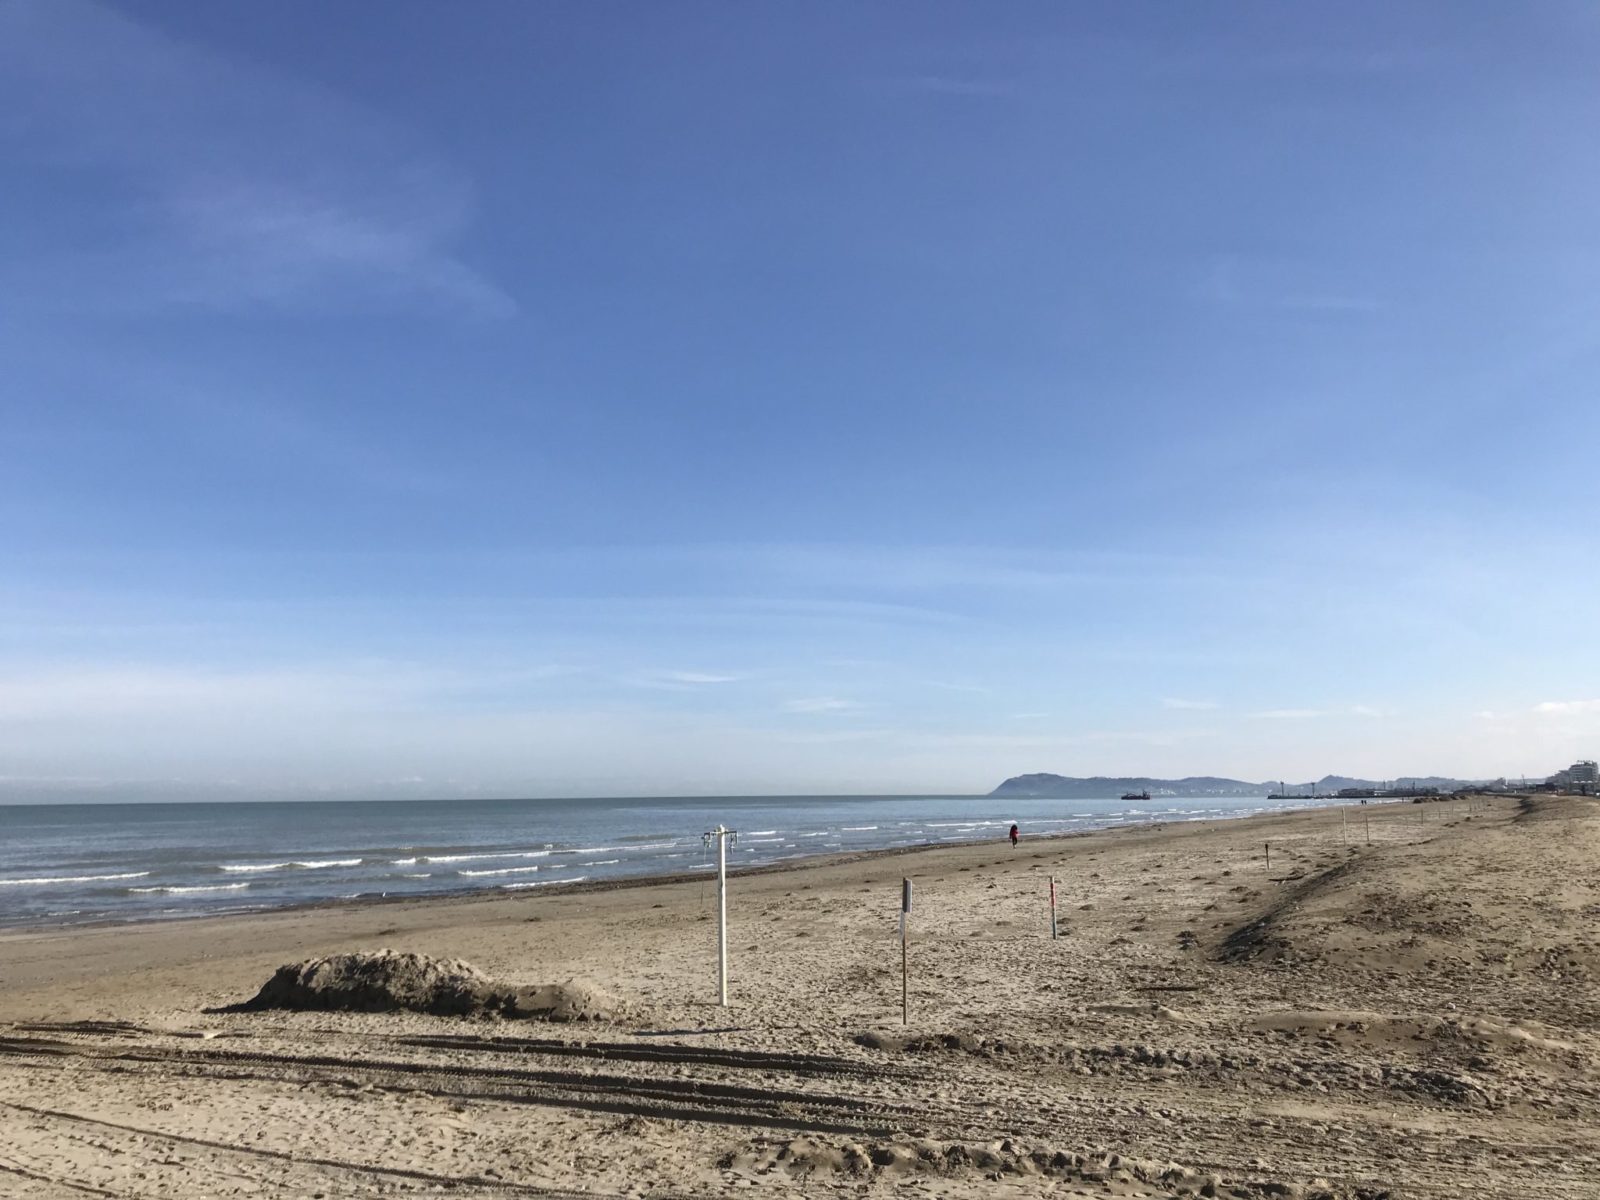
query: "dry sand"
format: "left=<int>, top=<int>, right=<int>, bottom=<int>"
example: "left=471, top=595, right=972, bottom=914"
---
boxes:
left=1, top=793, right=1598, bottom=1197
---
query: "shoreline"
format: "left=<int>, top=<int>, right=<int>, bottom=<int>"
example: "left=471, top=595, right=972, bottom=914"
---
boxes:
left=0, top=793, right=1359, bottom=939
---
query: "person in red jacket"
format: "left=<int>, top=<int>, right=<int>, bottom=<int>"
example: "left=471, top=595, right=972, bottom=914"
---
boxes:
left=1008, top=823, right=1019, bottom=847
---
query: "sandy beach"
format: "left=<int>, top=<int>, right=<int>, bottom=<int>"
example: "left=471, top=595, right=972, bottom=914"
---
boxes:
left=1, top=793, right=1597, bottom=1198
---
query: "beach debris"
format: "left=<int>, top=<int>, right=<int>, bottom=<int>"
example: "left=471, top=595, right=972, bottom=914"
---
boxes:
left=215, top=950, right=620, bottom=1021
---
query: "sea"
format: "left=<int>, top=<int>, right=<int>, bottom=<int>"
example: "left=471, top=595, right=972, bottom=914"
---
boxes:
left=0, top=792, right=1307, bottom=929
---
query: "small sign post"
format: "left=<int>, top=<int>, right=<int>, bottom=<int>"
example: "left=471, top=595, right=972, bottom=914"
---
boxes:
left=1049, top=875, right=1058, bottom=940
left=900, top=878, right=912, bottom=1026
left=702, top=825, right=738, bottom=1006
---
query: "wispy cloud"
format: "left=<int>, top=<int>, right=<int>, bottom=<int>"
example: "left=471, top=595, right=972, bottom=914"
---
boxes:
left=1534, top=699, right=1600, bottom=715
left=1197, top=255, right=1380, bottom=317
left=0, top=0, right=511, bottom=317
left=783, top=697, right=863, bottom=714
left=1249, top=705, right=1384, bottom=720
left=923, top=680, right=991, bottom=695
left=628, top=670, right=744, bottom=691
left=663, top=671, right=742, bottom=685
left=1161, top=697, right=1218, bottom=710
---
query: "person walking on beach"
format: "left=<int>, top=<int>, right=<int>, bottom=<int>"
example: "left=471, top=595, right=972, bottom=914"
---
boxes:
left=1008, top=823, right=1019, bottom=847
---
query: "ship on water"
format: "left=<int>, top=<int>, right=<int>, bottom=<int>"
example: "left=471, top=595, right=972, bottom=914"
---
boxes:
left=1120, top=789, right=1151, bottom=801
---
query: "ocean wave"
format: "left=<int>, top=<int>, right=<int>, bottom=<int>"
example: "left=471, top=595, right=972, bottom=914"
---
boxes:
left=842, top=825, right=878, bottom=831
left=546, top=843, right=676, bottom=856
left=588, top=859, right=620, bottom=866
left=223, top=858, right=362, bottom=872
left=746, top=830, right=778, bottom=836
left=219, top=862, right=293, bottom=873
left=502, top=876, right=586, bottom=890
left=131, top=883, right=250, bottom=895
left=458, top=864, right=545, bottom=877
left=0, top=871, right=149, bottom=887
left=422, top=849, right=553, bottom=864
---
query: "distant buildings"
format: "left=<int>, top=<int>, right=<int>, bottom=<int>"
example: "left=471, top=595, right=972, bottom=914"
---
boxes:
left=1546, top=759, right=1599, bottom=793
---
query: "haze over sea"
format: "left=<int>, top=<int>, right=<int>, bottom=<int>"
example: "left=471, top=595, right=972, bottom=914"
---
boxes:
left=0, top=792, right=1320, bottom=928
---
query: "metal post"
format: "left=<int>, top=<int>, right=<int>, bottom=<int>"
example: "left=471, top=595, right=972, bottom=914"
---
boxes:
left=1364, top=808, right=1371, bottom=845
left=1049, top=875, right=1058, bottom=940
left=1264, top=841, right=1270, bottom=869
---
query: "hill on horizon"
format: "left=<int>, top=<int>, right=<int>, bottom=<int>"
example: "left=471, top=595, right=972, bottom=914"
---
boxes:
left=990, top=772, right=1485, bottom=799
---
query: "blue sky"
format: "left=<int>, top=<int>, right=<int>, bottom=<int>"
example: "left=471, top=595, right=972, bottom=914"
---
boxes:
left=4, top=0, right=1600, bottom=799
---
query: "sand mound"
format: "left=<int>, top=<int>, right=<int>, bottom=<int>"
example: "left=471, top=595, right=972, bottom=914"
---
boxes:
left=512, top=979, right=620, bottom=1022
left=217, top=950, right=620, bottom=1021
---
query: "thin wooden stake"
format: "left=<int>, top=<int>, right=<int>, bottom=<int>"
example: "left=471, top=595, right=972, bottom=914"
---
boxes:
left=1264, top=841, right=1271, bottom=869
left=1049, top=875, right=1058, bottom=941
left=900, top=878, right=912, bottom=1026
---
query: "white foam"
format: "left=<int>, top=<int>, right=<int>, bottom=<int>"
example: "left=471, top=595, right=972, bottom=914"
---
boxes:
left=842, top=825, right=878, bottom=831
left=589, top=859, right=620, bottom=866
left=0, top=871, right=149, bottom=887
left=566, top=842, right=675, bottom=855
left=227, top=858, right=363, bottom=871
left=747, top=830, right=778, bottom=836
left=423, top=849, right=552, bottom=864
left=502, top=876, right=586, bottom=890
left=458, top=864, right=544, bottom=877
left=131, top=883, right=250, bottom=895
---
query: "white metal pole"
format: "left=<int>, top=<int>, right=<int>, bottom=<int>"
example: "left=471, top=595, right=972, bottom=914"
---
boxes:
left=717, top=825, right=729, bottom=1006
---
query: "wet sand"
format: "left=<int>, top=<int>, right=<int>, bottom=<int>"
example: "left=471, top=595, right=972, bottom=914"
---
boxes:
left=1, top=793, right=1597, bottom=1197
